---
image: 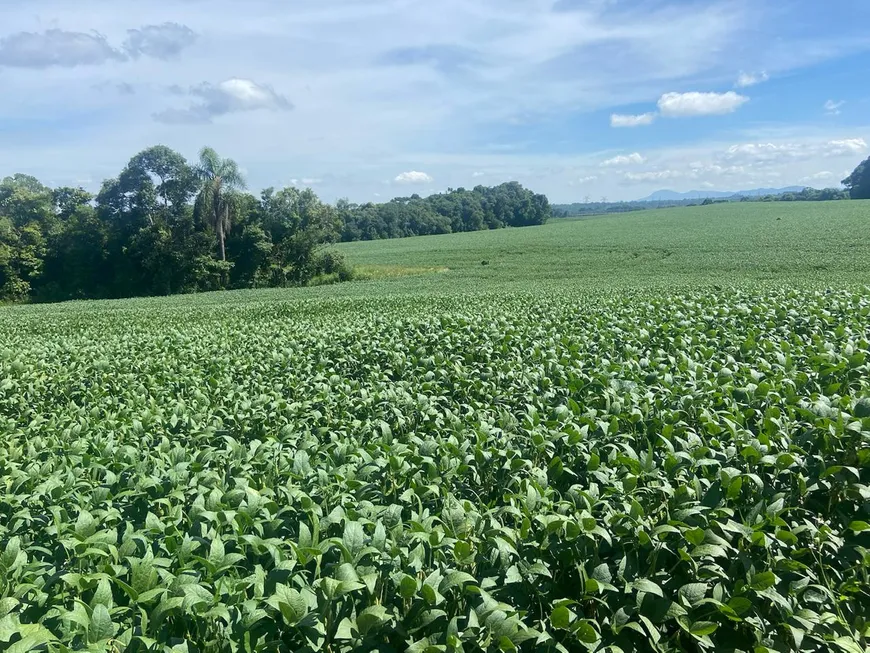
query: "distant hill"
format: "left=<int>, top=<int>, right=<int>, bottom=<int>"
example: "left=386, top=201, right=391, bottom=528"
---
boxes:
left=639, top=187, right=806, bottom=202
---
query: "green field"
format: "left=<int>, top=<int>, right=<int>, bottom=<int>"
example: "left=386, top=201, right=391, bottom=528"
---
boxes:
left=1, top=202, right=869, bottom=652
left=337, top=200, right=870, bottom=291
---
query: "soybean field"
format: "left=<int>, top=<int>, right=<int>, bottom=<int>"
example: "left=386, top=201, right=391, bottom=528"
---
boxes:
left=1, top=202, right=869, bottom=653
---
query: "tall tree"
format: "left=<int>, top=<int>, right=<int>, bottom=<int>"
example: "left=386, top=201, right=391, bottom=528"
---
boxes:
left=194, top=147, right=246, bottom=261
left=125, top=146, right=196, bottom=219
left=842, top=157, right=870, bottom=200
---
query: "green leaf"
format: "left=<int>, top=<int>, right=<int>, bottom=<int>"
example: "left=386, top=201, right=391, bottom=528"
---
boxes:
left=574, top=620, right=598, bottom=643
left=179, top=583, right=213, bottom=612
left=439, top=571, right=476, bottom=593
left=208, top=537, right=226, bottom=567
left=92, top=578, right=113, bottom=610
left=0, top=538, right=23, bottom=572
left=591, top=563, right=611, bottom=584
left=832, top=636, right=866, bottom=653
left=356, top=605, right=389, bottom=635
left=678, top=583, right=707, bottom=606
left=689, top=621, right=718, bottom=636
left=632, top=579, right=663, bottom=597
left=550, top=606, right=574, bottom=629
left=848, top=521, right=870, bottom=533
left=691, top=544, right=728, bottom=559
left=334, top=617, right=356, bottom=641
left=267, top=584, right=308, bottom=624
left=399, top=575, right=417, bottom=599
left=88, top=604, right=115, bottom=643
left=372, top=521, right=387, bottom=551
left=320, top=577, right=365, bottom=600
left=75, top=510, right=97, bottom=539
left=343, top=521, right=365, bottom=556
left=0, top=599, right=19, bottom=619
left=726, top=597, right=753, bottom=616
left=6, top=623, right=58, bottom=653
left=750, top=571, right=776, bottom=591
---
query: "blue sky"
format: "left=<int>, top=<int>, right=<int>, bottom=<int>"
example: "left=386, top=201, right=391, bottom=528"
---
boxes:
left=0, top=0, right=868, bottom=202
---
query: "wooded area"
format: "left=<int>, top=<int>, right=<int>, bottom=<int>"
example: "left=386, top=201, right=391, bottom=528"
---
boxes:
left=0, top=146, right=550, bottom=303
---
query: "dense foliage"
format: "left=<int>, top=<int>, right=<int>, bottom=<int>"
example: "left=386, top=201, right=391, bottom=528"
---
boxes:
left=0, top=147, right=347, bottom=304
left=842, top=158, right=870, bottom=200
left=0, top=287, right=868, bottom=652
left=337, top=183, right=550, bottom=242
left=0, top=155, right=550, bottom=303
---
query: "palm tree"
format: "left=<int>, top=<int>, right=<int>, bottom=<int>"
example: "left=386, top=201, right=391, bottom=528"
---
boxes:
left=193, top=147, right=246, bottom=261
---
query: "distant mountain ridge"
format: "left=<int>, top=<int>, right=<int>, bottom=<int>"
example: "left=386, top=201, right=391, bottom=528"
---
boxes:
left=638, top=187, right=807, bottom=201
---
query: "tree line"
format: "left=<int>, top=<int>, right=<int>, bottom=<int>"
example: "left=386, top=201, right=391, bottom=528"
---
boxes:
left=336, top=182, right=550, bottom=241
left=0, top=146, right=551, bottom=303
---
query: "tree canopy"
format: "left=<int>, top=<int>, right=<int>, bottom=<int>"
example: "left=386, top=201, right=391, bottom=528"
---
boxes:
left=337, top=182, right=550, bottom=242
left=842, top=157, right=870, bottom=200
left=0, top=147, right=348, bottom=303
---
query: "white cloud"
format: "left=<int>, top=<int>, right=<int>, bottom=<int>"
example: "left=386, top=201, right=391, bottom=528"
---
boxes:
left=155, top=78, right=292, bottom=123
left=0, top=24, right=197, bottom=68
left=610, top=112, right=656, bottom=127
left=123, top=22, right=197, bottom=60
left=394, top=171, right=434, bottom=184
left=623, top=170, right=683, bottom=182
left=722, top=138, right=867, bottom=164
left=472, top=171, right=486, bottom=178
left=824, top=138, right=866, bottom=156
left=736, top=71, right=768, bottom=88
left=824, top=99, right=845, bottom=115
left=576, top=175, right=598, bottom=183
left=601, top=152, right=645, bottom=167
left=301, top=178, right=321, bottom=185
left=658, top=91, right=749, bottom=117
left=0, top=29, right=124, bottom=68
left=799, top=171, right=835, bottom=184
left=725, top=142, right=802, bottom=162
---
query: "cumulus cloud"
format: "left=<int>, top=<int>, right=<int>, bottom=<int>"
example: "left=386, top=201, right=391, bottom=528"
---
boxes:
left=824, top=138, right=866, bottom=156
left=394, top=171, right=434, bottom=184
left=601, top=153, right=645, bottom=167
left=824, top=99, right=845, bottom=115
left=736, top=71, right=768, bottom=88
left=658, top=91, right=749, bottom=117
left=124, top=23, right=198, bottom=60
left=577, top=175, right=598, bottom=183
left=472, top=171, right=486, bottom=178
left=0, top=29, right=124, bottom=68
left=610, top=112, right=657, bottom=128
left=155, top=78, right=293, bottom=124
